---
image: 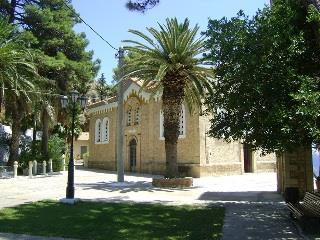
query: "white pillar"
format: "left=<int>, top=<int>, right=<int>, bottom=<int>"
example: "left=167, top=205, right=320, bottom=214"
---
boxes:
left=13, top=161, right=18, bottom=178
left=33, top=160, right=37, bottom=175
left=49, top=159, right=53, bottom=173
left=42, top=161, right=46, bottom=175
left=28, top=161, right=33, bottom=178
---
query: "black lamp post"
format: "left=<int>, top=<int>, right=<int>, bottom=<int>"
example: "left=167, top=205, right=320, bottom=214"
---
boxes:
left=60, top=90, right=88, bottom=199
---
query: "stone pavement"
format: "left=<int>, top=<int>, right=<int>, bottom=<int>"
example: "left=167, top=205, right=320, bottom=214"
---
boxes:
left=0, top=169, right=310, bottom=239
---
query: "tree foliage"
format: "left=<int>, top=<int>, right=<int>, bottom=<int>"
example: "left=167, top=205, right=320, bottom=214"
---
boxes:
left=126, top=0, right=159, bottom=12
left=0, top=0, right=99, bottom=162
left=203, top=0, right=320, bottom=152
left=95, top=73, right=114, bottom=101
left=0, top=17, right=39, bottom=165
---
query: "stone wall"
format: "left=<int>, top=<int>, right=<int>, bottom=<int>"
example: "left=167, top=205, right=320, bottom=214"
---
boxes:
left=88, top=103, right=117, bottom=168
left=253, top=151, right=277, bottom=173
left=277, top=147, right=314, bottom=195
left=87, top=81, right=276, bottom=178
left=88, top=96, right=201, bottom=177
left=199, top=115, right=243, bottom=176
left=74, top=140, right=89, bottom=160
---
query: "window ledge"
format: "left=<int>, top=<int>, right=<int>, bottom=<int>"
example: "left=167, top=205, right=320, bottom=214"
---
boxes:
left=159, top=135, right=186, bottom=141
left=95, top=141, right=110, bottom=144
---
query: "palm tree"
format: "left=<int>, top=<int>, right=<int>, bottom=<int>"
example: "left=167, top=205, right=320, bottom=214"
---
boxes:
left=0, top=18, right=39, bottom=166
left=123, top=18, right=213, bottom=178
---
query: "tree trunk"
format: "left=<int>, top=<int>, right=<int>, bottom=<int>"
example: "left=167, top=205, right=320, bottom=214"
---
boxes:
left=162, top=77, right=185, bottom=178
left=8, top=101, right=23, bottom=166
left=8, top=0, right=17, bottom=23
left=32, top=114, right=37, bottom=144
left=41, top=109, right=49, bottom=160
left=165, top=141, right=178, bottom=178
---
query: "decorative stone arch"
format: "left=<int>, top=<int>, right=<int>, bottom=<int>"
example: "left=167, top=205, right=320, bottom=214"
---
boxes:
left=125, top=96, right=142, bottom=127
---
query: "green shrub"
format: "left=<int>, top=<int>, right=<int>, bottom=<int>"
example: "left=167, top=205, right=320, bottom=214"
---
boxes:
left=48, top=134, right=66, bottom=172
left=19, top=140, right=42, bottom=172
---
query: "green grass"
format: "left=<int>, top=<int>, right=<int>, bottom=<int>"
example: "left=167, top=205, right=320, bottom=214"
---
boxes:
left=0, top=201, right=224, bottom=240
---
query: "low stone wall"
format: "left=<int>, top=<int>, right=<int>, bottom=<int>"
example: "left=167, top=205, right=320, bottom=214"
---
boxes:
left=152, top=177, right=193, bottom=188
left=199, top=163, right=242, bottom=177
left=88, top=161, right=116, bottom=171
left=256, top=161, right=276, bottom=172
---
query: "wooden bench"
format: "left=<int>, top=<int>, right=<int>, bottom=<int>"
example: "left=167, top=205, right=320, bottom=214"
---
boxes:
left=287, top=192, right=320, bottom=232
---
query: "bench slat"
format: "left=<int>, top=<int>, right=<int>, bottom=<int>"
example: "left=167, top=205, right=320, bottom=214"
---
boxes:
left=287, top=192, right=320, bottom=219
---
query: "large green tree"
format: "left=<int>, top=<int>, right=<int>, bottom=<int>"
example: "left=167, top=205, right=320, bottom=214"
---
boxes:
left=124, top=18, right=213, bottom=177
left=0, top=18, right=39, bottom=166
left=203, top=0, right=320, bottom=152
left=0, top=0, right=99, bottom=160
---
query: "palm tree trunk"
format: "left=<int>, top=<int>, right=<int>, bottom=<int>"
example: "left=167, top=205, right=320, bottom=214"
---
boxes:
left=8, top=101, right=23, bottom=166
left=165, top=141, right=178, bottom=177
left=41, top=109, right=49, bottom=160
left=162, top=81, right=184, bottom=178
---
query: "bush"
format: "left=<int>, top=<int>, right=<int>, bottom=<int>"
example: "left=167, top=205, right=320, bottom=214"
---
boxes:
left=83, top=152, right=89, bottom=168
left=48, top=134, right=66, bottom=172
left=19, top=139, right=42, bottom=172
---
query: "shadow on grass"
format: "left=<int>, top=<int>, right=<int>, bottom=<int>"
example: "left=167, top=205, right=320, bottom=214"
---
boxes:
left=0, top=201, right=224, bottom=240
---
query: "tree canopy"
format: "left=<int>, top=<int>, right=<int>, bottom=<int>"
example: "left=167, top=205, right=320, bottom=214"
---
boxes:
left=0, top=0, right=99, bottom=163
left=203, top=0, right=320, bottom=152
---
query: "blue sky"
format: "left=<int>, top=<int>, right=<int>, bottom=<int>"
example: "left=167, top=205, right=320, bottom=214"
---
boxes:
left=72, top=0, right=270, bottom=83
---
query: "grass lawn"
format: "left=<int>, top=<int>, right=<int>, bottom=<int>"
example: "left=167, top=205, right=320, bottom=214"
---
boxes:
left=0, top=201, right=224, bottom=240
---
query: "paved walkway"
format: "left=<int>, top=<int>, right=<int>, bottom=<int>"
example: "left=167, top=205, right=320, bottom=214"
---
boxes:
left=0, top=169, right=311, bottom=239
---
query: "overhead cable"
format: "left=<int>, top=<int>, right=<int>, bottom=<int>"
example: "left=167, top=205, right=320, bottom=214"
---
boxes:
left=62, top=1, right=118, bottom=51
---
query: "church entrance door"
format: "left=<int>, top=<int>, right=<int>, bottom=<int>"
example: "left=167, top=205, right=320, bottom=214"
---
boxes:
left=244, top=144, right=253, bottom=173
left=129, top=138, right=137, bottom=172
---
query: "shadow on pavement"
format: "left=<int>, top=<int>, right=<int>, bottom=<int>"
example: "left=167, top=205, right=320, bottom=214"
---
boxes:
left=198, top=191, right=283, bottom=202
left=80, top=197, right=174, bottom=205
left=218, top=201, right=304, bottom=240
left=76, top=181, right=196, bottom=193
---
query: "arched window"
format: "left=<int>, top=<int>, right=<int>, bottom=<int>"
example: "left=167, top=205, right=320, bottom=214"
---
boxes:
left=101, top=117, right=109, bottom=143
left=95, top=119, right=102, bottom=143
left=160, top=105, right=186, bottom=139
left=134, top=107, right=140, bottom=125
left=179, top=105, right=185, bottom=136
left=127, top=108, right=132, bottom=126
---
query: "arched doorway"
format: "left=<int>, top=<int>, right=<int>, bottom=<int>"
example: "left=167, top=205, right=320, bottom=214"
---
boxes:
left=243, top=144, right=253, bottom=173
left=129, top=138, right=137, bottom=172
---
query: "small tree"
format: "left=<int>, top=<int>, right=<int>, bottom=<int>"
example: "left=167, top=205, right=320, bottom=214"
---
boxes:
left=96, top=73, right=112, bottom=101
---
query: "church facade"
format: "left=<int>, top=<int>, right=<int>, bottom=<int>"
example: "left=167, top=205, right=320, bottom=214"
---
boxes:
left=87, top=79, right=276, bottom=177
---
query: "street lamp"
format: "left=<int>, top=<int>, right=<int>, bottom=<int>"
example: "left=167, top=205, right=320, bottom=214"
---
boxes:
left=60, top=90, right=88, bottom=199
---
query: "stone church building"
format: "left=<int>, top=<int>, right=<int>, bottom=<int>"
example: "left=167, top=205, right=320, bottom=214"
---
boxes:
left=87, top=79, right=276, bottom=177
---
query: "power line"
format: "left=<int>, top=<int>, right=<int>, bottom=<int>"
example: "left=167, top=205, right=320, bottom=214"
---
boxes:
left=62, top=1, right=118, bottom=51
